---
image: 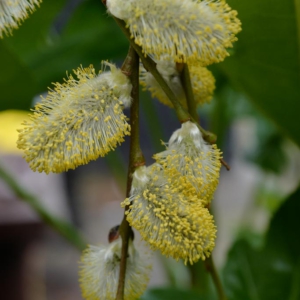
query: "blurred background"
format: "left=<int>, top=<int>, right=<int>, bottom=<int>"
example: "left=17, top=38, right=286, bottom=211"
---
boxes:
left=0, top=0, right=299, bottom=299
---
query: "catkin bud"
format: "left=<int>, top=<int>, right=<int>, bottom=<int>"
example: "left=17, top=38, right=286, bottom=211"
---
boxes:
left=154, top=121, right=222, bottom=205
left=17, top=62, right=132, bottom=173
left=107, top=0, right=241, bottom=65
left=122, top=165, right=217, bottom=264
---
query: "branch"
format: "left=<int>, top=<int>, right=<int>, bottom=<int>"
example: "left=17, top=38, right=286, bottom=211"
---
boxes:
left=180, top=64, right=198, bottom=122
left=180, top=64, right=230, bottom=171
left=0, top=163, right=86, bottom=251
left=111, top=16, right=217, bottom=144
left=180, top=65, right=227, bottom=299
left=205, top=256, right=227, bottom=300
left=116, top=46, right=145, bottom=300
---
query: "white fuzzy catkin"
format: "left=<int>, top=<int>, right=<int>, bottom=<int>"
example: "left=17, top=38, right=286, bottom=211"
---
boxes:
left=79, top=239, right=151, bottom=300
left=122, top=165, right=217, bottom=264
left=154, top=121, right=222, bottom=205
left=17, top=62, right=132, bottom=173
left=107, top=0, right=241, bottom=65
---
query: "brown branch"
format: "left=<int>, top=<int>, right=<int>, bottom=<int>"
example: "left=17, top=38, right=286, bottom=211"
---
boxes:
left=180, top=64, right=198, bottom=122
left=220, top=158, right=230, bottom=171
left=205, top=256, right=227, bottom=300
left=179, top=64, right=230, bottom=171
left=180, top=64, right=228, bottom=299
left=116, top=47, right=145, bottom=300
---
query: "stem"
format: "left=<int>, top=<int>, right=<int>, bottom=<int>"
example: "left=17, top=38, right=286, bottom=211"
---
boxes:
left=180, top=64, right=227, bottom=299
left=180, top=64, right=198, bottom=122
left=0, top=163, right=86, bottom=251
left=205, top=256, right=227, bottom=300
left=180, top=64, right=230, bottom=171
left=116, top=46, right=145, bottom=300
left=111, top=16, right=217, bottom=143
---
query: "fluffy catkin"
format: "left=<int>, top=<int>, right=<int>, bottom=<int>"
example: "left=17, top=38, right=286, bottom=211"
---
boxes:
left=79, top=239, right=151, bottom=300
left=107, top=0, right=241, bottom=65
left=154, top=121, right=222, bottom=206
left=17, top=62, right=132, bottom=173
left=122, top=165, right=217, bottom=264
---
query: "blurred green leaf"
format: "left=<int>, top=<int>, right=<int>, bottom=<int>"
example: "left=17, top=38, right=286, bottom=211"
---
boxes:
left=28, top=0, right=128, bottom=89
left=220, top=0, right=300, bottom=147
left=246, top=117, right=288, bottom=174
left=3, top=0, right=128, bottom=96
left=0, top=41, right=37, bottom=110
left=141, top=288, right=213, bottom=300
left=3, top=0, right=66, bottom=62
left=266, top=186, right=300, bottom=263
left=187, top=261, right=217, bottom=297
left=224, top=186, right=300, bottom=300
left=0, top=0, right=66, bottom=110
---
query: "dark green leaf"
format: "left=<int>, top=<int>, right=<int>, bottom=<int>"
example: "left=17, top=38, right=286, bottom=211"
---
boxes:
left=3, top=0, right=67, bottom=62
left=220, top=0, right=300, bottom=146
left=265, top=186, right=300, bottom=263
left=246, top=122, right=287, bottom=174
left=141, top=288, right=213, bottom=300
left=224, top=186, right=300, bottom=300
left=28, top=0, right=128, bottom=89
left=0, top=41, right=37, bottom=110
left=4, top=0, right=128, bottom=92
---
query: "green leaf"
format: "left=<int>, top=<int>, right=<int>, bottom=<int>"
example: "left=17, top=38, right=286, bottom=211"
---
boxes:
left=28, top=0, right=128, bottom=89
left=3, top=0, right=67, bottom=62
left=141, top=288, right=213, bottom=300
left=3, top=0, right=128, bottom=91
left=220, top=0, right=300, bottom=146
left=224, top=186, right=300, bottom=300
left=0, top=0, right=66, bottom=110
left=265, top=186, right=300, bottom=263
left=0, top=41, right=37, bottom=110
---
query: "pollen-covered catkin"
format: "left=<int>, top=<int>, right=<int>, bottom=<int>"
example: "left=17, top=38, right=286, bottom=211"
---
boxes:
left=17, top=62, right=132, bottom=174
left=0, top=0, right=41, bottom=38
left=140, top=58, right=215, bottom=108
left=107, top=0, right=241, bottom=65
left=122, top=165, right=217, bottom=264
left=154, top=121, right=222, bottom=206
left=79, top=239, right=151, bottom=300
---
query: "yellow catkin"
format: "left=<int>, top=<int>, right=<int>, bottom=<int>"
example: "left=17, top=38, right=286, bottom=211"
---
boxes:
left=140, top=59, right=215, bottom=108
left=0, top=0, right=41, bottom=38
left=122, top=165, right=217, bottom=264
left=79, top=239, right=151, bottom=300
left=154, top=121, right=222, bottom=206
left=17, top=62, right=132, bottom=174
left=107, top=0, right=241, bottom=65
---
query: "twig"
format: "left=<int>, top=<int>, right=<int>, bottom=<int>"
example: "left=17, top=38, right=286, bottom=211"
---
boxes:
left=116, top=46, right=145, bottom=300
left=0, top=163, right=86, bottom=251
left=111, top=16, right=217, bottom=144
left=180, top=64, right=230, bottom=170
left=205, top=256, right=227, bottom=300
left=180, top=64, right=227, bottom=299
left=180, top=64, right=198, bottom=122
left=220, top=158, right=230, bottom=171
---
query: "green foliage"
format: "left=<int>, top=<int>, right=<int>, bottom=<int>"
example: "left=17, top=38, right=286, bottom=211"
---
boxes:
left=224, top=186, right=300, bottom=300
left=141, top=287, right=213, bottom=300
left=0, top=41, right=37, bottom=110
left=246, top=118, right=287, bottom=174
left=220, top=0, right=300, bottom=147
left=0, top=0, right=127, bottom=111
